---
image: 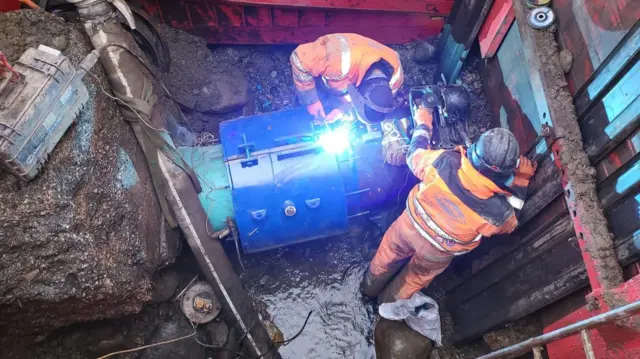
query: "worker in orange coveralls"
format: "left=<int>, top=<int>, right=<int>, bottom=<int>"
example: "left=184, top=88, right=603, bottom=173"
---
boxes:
left=361, top=106, right=537, bottom=303
left=289, top=33, right=404, bottom=125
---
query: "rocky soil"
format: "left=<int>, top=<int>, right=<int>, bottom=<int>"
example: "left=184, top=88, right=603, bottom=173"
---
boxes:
left=0, top=9, right=179, bottom=339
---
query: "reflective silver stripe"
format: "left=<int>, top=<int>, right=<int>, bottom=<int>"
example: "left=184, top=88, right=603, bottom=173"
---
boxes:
left=323, top=35, right=351, bottom=82
left=338, top=35, right=351, bottom=79
left=291, top=52, right=313, bottom=82
left=406, top=205, right=470, bottom=256
left=290, top=51, right=306, bottom=72
left=413, top=195, right=457, bottom=242
left=507, top=195, right=524, bottom=210
left=413, top=191, right=483, bottom=244
left=321, top=75, right=330, bottom=88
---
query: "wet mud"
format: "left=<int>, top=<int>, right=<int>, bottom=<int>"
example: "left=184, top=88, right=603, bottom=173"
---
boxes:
left=240, top=228, right=380, bottom=359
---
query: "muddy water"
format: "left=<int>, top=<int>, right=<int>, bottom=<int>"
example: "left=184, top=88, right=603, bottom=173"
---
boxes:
left=241, top=232, right=379, bottom=359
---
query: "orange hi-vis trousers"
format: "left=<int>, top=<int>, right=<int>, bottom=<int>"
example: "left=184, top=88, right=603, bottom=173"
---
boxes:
left=363, top=210, right=454, bottom=303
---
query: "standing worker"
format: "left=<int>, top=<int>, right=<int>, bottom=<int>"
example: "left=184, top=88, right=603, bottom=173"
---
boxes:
left=290, top=33, right=404, bottom=125
left=361, top=106, right=537, bottom=303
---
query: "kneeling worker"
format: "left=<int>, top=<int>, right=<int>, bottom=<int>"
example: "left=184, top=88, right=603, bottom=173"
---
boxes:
left=362, top=106, right=537, bottom=303
left=290, top=33, right=404, bottom=125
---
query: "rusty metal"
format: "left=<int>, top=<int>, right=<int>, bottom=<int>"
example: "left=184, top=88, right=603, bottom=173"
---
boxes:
left=478, top=0, right=515, bottom=58
left=138, top=0, right=449, bottom=44
left=181, top=281, right=221, bottom=323
left=513, top=0, right=624, bottom=293
left=476, top=299, right=640, bottom=359
left=222, top=0, right=454, bottom=13
left=546, top=275, right=640, bottom=358
left=0, top=0, right=20, bottom=11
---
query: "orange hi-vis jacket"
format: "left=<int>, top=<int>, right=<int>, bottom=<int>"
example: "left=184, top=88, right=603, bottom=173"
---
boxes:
left=405, top=126, right=527, bottom=254
left=290, top=33, right=404, bottom=105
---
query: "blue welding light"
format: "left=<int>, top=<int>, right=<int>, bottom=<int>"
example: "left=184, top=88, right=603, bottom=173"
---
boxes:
left=318, top=126, right=351, bottom=154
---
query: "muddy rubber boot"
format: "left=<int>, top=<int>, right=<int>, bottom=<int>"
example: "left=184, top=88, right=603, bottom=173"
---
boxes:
left=374, top=319, right=433, bottom=359
left=377, top=264, right=411, bottom=304
left=360, top=265, right=400, bottom=298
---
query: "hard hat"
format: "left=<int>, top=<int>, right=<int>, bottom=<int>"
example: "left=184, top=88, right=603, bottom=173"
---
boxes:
left=467, top=128, right=519, bottom=179
left=347, top=77, right=394, bottom=125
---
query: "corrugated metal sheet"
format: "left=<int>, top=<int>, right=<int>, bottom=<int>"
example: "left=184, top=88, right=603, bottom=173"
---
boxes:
left=445, top=0, right=640, bottom=342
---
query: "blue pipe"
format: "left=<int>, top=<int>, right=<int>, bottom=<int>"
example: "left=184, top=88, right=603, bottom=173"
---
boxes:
left=181, top=107, right=416, bottom=253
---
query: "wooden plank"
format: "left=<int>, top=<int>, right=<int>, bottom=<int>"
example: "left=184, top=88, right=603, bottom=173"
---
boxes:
left=443, top=195, right=568, bottom=292
left=478, top=0, right=515, bottom=58
left=451, top=230, right=640, bottom=343
left=447, top=215, right=574, bottom=309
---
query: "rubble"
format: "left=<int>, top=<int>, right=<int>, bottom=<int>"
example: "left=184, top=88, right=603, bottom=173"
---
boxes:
left=0, top=10, right=180, bottom=337
left=412, top=39, right=438, bottom=64
left=158, top=25, right=249, bottom=114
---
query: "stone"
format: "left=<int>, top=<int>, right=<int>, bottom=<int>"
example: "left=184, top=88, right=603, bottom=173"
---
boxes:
left=413, top=41, right=437, bottom=64
left=52, top=35, right=69, bottom=51
left=140, top=316, right=205, bottom=359
left=0, top=10, right=180, bottom=336
left=151, top=270, right=181, bottom=303
left=204, top=319, right=229, bottom=348
left=374, top=319, right=433, bottom=359
left=158, top=25, right=249, bottom=114
left=559, top=49, right=574, bottom=73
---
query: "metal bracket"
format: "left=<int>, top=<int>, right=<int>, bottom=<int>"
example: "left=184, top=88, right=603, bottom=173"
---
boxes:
left=238, top=134, right=258, bottom=167
left=226, top=217, right=244, bottom=272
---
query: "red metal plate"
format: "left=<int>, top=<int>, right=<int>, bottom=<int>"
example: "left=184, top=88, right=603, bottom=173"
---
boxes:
left=546, top=276, right=640, bottom=359
left=478, top=0, right=514, bottom=58
left=139, top=0, right=448, bottom=44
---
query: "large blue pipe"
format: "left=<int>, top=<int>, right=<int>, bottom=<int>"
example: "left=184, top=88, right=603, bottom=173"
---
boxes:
left=179, top=107, right=416, bottom=253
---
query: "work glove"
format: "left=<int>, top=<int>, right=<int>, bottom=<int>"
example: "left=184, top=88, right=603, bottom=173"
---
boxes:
left=307, top=101, right=326, bottom=121
left=382, top=119, right=408, bottom=166
left=512, top=156, right=537, bottom=187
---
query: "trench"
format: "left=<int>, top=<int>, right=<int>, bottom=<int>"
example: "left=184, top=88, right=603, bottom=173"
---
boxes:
left=0, top=10, right=499, bottom=358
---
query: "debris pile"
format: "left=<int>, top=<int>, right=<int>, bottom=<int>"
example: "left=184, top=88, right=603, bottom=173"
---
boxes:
left=0, top=10, right=179, bottom=337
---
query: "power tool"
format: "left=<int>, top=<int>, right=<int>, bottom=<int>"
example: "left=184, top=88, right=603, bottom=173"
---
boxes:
left=409, top=84, right=473, bottom=149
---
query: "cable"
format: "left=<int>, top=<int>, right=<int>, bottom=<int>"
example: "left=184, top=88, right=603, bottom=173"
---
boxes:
left=255, top=311, right=313, bottom=359
left=274, top=310, right=313, bottom=345
left=96, top=330, right=197, bottom=359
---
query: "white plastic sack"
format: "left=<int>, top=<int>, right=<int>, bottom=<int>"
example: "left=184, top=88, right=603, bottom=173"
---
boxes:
left=378, top=292, right=442, bottom=346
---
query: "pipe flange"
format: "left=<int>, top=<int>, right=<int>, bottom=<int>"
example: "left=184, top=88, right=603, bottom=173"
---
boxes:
left=180, top=281, right=221, bottom=324
left=528, top=7, right=555, bottom=29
